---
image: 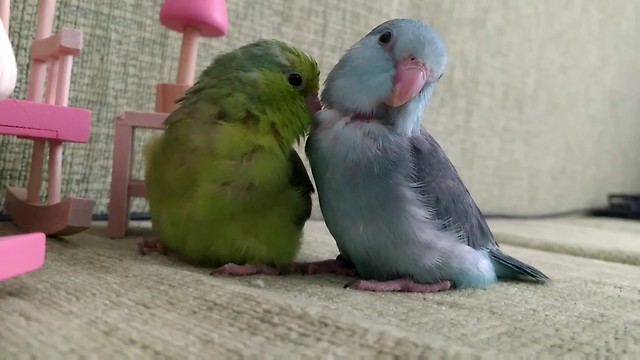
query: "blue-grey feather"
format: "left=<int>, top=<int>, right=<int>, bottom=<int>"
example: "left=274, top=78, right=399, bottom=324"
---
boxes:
left=410, top=128, right=550, bottom=282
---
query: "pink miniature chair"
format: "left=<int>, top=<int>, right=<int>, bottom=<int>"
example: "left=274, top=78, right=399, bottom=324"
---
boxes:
left=107, top=0, right=228, bottom=239
left=0, top=1, right=46, bottom=282
left=0, top=0, right=93, bottom=236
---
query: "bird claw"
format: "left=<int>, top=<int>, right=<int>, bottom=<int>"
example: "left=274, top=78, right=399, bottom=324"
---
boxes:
left=211, top=263, right=281, bottom=276
left=137, top=237, right=167, bottom=256
left=344, top=278, right=453, bottom=293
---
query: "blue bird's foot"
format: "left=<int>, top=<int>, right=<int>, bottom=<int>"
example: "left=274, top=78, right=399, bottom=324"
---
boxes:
left=290, top=256, right=358, bottom=277
left=211, top=263, right=281, bottom=276
left=137, top=237, right=167, bottom=256
left=345, top=278, right=453, bottom=293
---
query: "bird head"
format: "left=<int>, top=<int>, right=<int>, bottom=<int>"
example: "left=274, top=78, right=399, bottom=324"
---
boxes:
left=321, top=19, right=447, bottom=134
left=179, top=39, right=321, bottom=150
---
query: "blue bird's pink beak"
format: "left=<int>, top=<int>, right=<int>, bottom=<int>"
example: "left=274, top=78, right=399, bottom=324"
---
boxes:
left=384, top=57, right=430, bottom=107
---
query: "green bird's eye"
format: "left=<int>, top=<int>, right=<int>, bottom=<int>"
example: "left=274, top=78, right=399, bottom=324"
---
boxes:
left=287, top=72, right=304, bottom=90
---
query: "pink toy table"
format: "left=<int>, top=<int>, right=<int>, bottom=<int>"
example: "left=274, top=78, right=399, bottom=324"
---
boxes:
left=108, top=0, right=228, bottom=238
left=0, top=233, right=46, bottom=282
left=0, top=0, right=94, bottom=237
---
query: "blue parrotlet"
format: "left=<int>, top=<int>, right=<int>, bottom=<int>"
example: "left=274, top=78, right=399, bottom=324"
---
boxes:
left=300, top=19, right=551, bottom=293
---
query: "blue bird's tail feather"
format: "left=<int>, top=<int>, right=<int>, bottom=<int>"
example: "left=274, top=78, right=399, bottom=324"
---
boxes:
left=489, top=249, right=551, bottom=283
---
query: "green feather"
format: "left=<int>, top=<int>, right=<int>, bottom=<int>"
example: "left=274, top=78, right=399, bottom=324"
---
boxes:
left=144, top=39, right=318, bottom=268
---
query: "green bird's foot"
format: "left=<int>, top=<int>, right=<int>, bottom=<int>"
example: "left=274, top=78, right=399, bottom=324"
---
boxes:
left=344, top=278, right=453, bottom=293
left=137, top=237, right=167, bottom=256
left=211, top=263, right=281, bottom=276
left=291, top=255, right=358, bottom=277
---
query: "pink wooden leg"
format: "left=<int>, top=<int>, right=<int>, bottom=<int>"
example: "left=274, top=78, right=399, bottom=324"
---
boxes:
left=55, top=54, right=72, bottom=105
left=176, top=27, right=199, bottom=85
left=25, top=57, right=48, bottom=203
left=44, top=58, right=59, bottom=104
left=36, top=59, right=60, bottom=209
left=25, top=60, right=50, bottom=204
left=108, top=118, right=134, bottom=239
left=41, top=54, right=72, bottom=206
left=47, top=141, right=62, bottom=204
left=25, top=0, right=56, bottom=102
left=26, top=142, right=45, bottom=203
left=25, top=0, right=57, bottom=204
left=0, top=0, right=9, bottom=31
left=26, top=61, right=46, bottom=102
left=34, top=0, right=56, bottom=37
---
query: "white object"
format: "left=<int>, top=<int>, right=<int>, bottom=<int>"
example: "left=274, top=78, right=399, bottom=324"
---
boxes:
left=0, top=18, right=17, bottom=100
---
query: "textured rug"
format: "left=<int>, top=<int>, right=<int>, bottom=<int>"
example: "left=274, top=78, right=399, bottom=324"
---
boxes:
left=490, top=217, right=640, bottom=266
left=1, top=218, right=640, bottom=358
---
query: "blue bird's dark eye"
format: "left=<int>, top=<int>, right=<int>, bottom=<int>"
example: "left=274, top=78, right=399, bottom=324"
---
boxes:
left=287, top=73, right=304, bottom=89
left=378, top=31, right=392, bottom=44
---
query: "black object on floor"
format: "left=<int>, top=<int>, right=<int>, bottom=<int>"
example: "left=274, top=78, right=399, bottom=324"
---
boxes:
left=483, top=209, right=591, bottom=219
left=589, top=194, right=640, bottom=221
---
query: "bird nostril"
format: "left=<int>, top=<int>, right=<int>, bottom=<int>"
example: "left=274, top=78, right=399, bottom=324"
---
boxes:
left=410, top=57, right=415, bottom=61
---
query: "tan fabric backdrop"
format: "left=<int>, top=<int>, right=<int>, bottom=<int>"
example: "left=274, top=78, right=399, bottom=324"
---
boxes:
left=2, top=0, right=639, bottom=219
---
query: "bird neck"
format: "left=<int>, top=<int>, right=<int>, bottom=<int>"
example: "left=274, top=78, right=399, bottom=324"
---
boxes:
left=323, top=82, right=436, bottom=137
left=386, top=83, right=435, bottom=137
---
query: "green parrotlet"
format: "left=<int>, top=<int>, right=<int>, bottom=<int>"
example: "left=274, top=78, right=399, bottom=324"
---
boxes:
left=142, top=39, right=321, bottom=276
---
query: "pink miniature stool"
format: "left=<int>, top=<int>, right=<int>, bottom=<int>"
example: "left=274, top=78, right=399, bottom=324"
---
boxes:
left=0, top=0, right=93, bottom=237
left=107, top=0, right=229, bottom=239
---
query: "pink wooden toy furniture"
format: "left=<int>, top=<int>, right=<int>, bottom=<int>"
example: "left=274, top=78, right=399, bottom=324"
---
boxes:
left=107, top=0, right=228, bottom=239
left=0, top=0, right=93, bottom=237
left=0, top=1, right=46, bottom=282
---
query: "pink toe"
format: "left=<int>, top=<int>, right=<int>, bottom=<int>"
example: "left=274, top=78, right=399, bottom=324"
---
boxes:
left=347, top=278, right=453, bottom=293
left=214, top=263, right=249, bottom=276
left=212, top=263, right=281, bottom=276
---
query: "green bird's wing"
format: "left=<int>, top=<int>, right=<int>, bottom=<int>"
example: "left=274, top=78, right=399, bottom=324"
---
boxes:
left=288, top=148, right=315, bottom=229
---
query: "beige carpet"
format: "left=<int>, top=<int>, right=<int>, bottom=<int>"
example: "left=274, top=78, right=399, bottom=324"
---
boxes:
left=1, top=218, right=640, bottom=358
left=489, top=217, right=640, bottom=266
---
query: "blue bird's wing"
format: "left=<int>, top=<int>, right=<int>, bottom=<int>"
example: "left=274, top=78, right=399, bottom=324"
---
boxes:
left=409, top=128, right=550, bottom=282
left=409, top=128, right=497, bottom=249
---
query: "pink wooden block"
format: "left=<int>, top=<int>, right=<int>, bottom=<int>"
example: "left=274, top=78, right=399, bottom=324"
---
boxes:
left=119, top=111, right=168, bottom=129
left=31, top=27, right=83, bottom=61
left=0, top=232, right=46, bottom=282
left=160, top=0, right=229, bottom=38
left=155, top=83, right=190, bottom=113
left=4, top=186, right=94, bottom=236
left=0, top=99, right=91, bottom=142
